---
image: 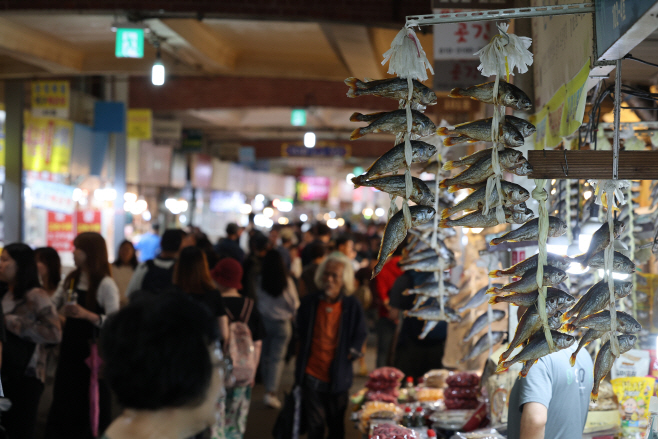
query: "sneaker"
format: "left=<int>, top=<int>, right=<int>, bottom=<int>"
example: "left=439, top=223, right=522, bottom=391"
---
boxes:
left=264, top=393, right=282, bottom=409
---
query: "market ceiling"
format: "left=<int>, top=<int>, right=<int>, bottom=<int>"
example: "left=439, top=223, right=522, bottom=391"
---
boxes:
left=1, top=1, right=658, bottom=157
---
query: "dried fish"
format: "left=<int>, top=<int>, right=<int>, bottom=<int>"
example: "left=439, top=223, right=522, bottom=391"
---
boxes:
left=463, top=310, right=506, bottom=343
left=353, top=140, right=437, bottom=183
left=448, top=81, right=532, bottom=110
left=345, top=77, right=438, bottom=106
left=441, top=181, right=529, bottom=218
left=592, top=335, right=636, bottom=400
left=461, top=331, right=506, bottom=363
left=489, top=216, right=568, bottom=246
left=352, top=175, right=435, bottom=206
left=438, top=118, right=524, bottom=147
left=489, top=253, right=571, bottom=278
left=350, top=110, right=437, bottom=140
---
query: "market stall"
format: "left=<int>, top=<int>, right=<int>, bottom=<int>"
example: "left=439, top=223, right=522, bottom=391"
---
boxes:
left=349, top=2, right=658, bottom=438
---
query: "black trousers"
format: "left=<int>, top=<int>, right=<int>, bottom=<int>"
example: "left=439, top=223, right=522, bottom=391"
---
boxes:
left=1, top=372, right=44, bottom=439
left=394, top=340, right=445, bottom=379
left=303, top=377, right=348, bottom=439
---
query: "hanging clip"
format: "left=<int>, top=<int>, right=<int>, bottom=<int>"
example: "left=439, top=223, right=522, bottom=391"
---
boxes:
left=496, top=22, right=510, bottom=47
left=561, top=149, right=569, bottom=176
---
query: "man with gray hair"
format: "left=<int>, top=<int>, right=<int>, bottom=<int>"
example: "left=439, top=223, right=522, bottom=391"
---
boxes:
left=294, top=252, right=368, bottom=439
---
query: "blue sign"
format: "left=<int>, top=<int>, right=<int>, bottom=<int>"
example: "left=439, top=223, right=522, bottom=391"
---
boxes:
left=596, top=0, right=658, bottom=58
left=282, top=142, right=350, bottom=158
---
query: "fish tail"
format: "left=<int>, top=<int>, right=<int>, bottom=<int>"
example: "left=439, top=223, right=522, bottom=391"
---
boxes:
left=569, top=352, right=577, bottom=367
left=448, top=185, right=460, bottom=194
left=351, top=175, right=366, bottom=187
left=561, top=312, right=572, bottom=322
left=344, top=77, right=359, bottom=98
left=488, top=296, right=499, bottom=305
left=437, top=127, right=449, bottom=136
left=350, top=127, right=365, bottom=140
left=438, top=219, right=450, bottom=228
left=495, top=362, right=509, bottom=374
left=439, top=179, right=449, bottom=189
left=442, top=160, right=455, bottom=171
left=371, top=259, right=385, bottom=279
left=563, top=323, right=576, bottom=332
left=440, top=208, right=452, bottom=219
left=443, top=137, right=461, bottom=147
left=490, top=237, right=503, bottom=246
left=448, top=87, right=463, bottom=98
left=489, top=269, right=502, bottom=277
left=486, top=287, right=500, bottom=295
left=591, top=384, right=599, bottom=402
left=349, top=112, right=364, bottom=122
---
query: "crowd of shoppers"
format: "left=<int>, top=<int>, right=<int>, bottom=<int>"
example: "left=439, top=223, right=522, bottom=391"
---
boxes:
left=0, top=217, right=444, bottom=439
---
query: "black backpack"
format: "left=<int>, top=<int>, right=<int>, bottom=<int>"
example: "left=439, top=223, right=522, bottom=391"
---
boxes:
left=140, top=259, right=175, bottom=294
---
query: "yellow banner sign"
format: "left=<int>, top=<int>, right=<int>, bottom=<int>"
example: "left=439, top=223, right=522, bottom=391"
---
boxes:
left=31, top=80, right=70, bottom=119
left=127, top=109, right=153, bottom=140
left=23, top=116, right=74, bottom=174
left=532, top=60, right=590, bottom=150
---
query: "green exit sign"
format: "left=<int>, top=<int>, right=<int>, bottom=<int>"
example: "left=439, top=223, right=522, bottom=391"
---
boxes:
left=291, top=109, right=306, bottom=126
left=115, top=28, right=144, bottom=58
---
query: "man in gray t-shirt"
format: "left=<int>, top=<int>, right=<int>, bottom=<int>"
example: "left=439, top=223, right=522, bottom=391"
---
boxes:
left=506, top=344, right=594, bottom=439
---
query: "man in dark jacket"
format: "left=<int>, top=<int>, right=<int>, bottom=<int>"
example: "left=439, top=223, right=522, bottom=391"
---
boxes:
left=389, top=270, right=447, bottom=378
left=295, top=253, right=367, bottom=439
left=215, top=223, right=245, bottom=263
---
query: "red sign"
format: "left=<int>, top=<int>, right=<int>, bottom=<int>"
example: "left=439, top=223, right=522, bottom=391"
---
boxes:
left=47, top=211, right=74, bottom=252
left=76, top=210, right=102, bottom=234
left=297, top=176, right=330, bottom=201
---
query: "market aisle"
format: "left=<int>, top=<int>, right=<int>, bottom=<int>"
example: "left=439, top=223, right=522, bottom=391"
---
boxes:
left=245, top=346, right=375, bottom=439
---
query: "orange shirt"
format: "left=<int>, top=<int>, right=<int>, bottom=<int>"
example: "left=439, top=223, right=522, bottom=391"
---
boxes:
left=305, top=299, right=343, bottom=383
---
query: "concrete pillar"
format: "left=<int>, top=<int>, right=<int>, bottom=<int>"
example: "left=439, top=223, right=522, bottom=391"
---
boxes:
left=4, top=80, right=24, bottom=243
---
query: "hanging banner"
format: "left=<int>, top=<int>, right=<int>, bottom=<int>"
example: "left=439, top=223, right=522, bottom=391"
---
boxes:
left=531, top=60, right=590, bottom=150
left=434, top=18, right=493, bottom=60
left=23, top=117, right=74, bottom=174
left=76, top=210, right=102, bottom=234
left=31, top=80, right=70, bottom=119
left=127, top=109, right=153, bottom=140
left=46, top=211, right=75, bottom=253
left=596, top=0, right=658, bottom=58
left=531, top=0, right=592, bottom=109
left=281, top=141, right=350, bottom=158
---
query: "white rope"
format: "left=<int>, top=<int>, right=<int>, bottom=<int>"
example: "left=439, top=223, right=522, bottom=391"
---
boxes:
left=628, top=184, right=637, bottom=320
left=532, top=179, right=555, bottom=352
left=401, top=77, right=414, bottom=230
left=564, top=179, right=572, bottom=292
left=604, top=185, right=620, bottom=357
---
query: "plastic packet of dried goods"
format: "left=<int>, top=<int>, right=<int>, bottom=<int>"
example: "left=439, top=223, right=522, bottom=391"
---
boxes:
left=446, top=372, right=480, bottom=388
left=423, top=369, right=450, bottom=388
left=612, top=377, right=656, bottom=438
left=445, top=387, right=480, bottom=399
left=449, top=428, right=504, bottom=439
left=370, top=367, right=405, bottom=383
left=371, top=423, right=418, bottom=439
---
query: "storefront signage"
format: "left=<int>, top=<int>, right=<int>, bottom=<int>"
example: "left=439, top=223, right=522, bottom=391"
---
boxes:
left=76, top=210, right=102, bottom=234
left=47, top=211, right=74, bottom=253
left=191, top=154, right=212, bottom=189
left=30, top=180, right=76, bottom=214
left=282, top=142, right=350, bottom=158
left=209, top=191, right=246, bottom=213
left=595, top=0, right=658, bottom=58
left=434, top=16, right=492, bottom=60
left=152, top=119, right=182, bottom=144
left=115, top=28, right=145, bottom=58
left=23, top=117, right=74, bottom=174
left=127, top=109, right=152, bottom=140
left=31, top=80, right=70, bottom=119
left=433, top=59, right=482, bottom=91
left=297, top=176, right=331, bottom=201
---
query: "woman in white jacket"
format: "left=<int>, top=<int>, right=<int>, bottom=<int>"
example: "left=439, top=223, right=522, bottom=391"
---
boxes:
left=256, top=249, right=299, bottom=409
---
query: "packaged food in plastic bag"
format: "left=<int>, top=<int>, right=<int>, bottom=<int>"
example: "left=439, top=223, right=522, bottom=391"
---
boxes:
left=371, top=423, right=418, bottom=439
left=448, top=428, right=505, bottom=439
left=423, top=370, right=450, bottom=388
left=446, top=373, right=480, bottom=388
left=445, top=397, right=480, bottom=410
left=612, top=376, right=656, bottom=438
left=445, top=387, right=480, bottom=399
left=366, top=389, right=400, bottom=404
left=370, top=367, right=405, bottom=383
left=416, top=387, right=444, bottom=402
left=359, top=401, right=402, bottom=432
left=367, top=378, right=400, bottom=391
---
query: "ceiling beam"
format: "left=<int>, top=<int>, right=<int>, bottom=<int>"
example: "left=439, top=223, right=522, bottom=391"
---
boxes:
left=158, top=19, right=237, bottom=73
left=129, top=76, right=400, bottom=111
left=0, top=17, right=84, bottom=74
left=320, top=24, right=384, bottom=80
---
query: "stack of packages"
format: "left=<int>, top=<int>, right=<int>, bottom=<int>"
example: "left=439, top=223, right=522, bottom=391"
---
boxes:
left=445, top=373, right=480, bottom=410
left=372, top=424, right=418, bottom=439
left=366, top=367, right=405, bottom=404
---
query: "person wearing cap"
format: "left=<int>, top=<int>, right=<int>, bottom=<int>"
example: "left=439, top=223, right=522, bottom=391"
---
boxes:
left=216, top=223, right=245, bottom=264
left=211, top=258, right=265, bottom=439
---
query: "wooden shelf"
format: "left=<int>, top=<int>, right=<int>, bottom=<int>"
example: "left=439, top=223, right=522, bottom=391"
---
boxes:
left=527, top=151, right=658, bottom=180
